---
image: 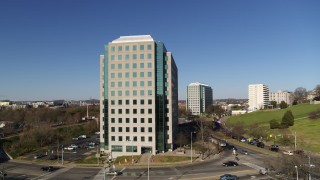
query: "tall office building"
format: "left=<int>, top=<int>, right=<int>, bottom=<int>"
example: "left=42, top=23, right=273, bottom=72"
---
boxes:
left=186, top=82, right=213, bottom=115
left=248, top=84, right=269, bottom=111
left=100, top=35, right=178, bottom=157
left=269, top=90, right=294, bottom=106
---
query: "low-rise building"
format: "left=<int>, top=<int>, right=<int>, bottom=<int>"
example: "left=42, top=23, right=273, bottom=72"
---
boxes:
left=269, top=90, right=294, bottom=106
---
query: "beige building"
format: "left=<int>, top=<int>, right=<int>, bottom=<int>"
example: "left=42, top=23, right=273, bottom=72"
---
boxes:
left=248, top=84, right=269, bottom=111
left=100, top=35, right=178, bottom=158
left=186, top=82, right=213, bottom=115
left=269, top=90, right=294, bottom=106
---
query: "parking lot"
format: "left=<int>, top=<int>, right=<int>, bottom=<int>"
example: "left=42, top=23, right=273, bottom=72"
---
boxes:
left=29, top=133, right=100, bottom=162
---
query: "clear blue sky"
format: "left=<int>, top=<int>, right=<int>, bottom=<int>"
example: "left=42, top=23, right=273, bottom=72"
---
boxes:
left=0, top=0, right=319, bottom=101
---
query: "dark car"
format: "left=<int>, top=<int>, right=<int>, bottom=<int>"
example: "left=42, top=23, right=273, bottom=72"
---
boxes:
left=220, top=174, right=239, bottom=180
left=257, top=142, right=265, bottom=148
left=270, top=145, right=279, bottom=152
left=222, top=161, right=239, bottom=167
left=41, top=166, right=58, bottom=172
left=33, top=153, right=46, bottom=159
left=48, top=155, right=60, bottom=160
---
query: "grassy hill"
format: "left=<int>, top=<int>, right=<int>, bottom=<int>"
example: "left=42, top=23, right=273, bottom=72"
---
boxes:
left=228, top=103, right=320, bottom=126
left=227, top=103, right=320, bottom=152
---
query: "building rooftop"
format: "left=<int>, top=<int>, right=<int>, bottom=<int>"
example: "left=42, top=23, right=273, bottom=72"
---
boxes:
left=188, top=82, right=210, bottom=87
left=111, top=35, right=154, bottom=44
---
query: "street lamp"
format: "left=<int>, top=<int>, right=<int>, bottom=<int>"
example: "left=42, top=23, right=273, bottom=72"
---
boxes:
left=190, top=131, right=196, bottom=163
left=295, top=165, right=298, bottom=180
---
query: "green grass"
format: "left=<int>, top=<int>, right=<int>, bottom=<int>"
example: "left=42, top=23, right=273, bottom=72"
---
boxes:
left=152, top=156, right=194, bottom=163
left=76, top=156, right=105, bottom=164
left=228, top=104, right=320, bottom=126
left=114, top=155, right=141, bottom=164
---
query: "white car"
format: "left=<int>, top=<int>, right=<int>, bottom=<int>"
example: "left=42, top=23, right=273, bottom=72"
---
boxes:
left=70, top=144, right=79, bottom=149
left=95, top=132, right=100, bottom=135
left=64, top=146, right=75, bottom=150
left=283, top=150, right=293, bottom=155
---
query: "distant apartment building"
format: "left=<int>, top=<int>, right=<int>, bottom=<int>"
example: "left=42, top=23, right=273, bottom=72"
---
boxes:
left=186, top=82, right=213, bottom=115
left=269, top=90, right=294, bottom=106
left=248, top=84, right=269, bottom=111
left=100, top=35, right=178, bottom=157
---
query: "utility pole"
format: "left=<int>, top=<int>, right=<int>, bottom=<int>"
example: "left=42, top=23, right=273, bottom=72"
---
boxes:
left=308, top=153, right=312, bottom=180
left=294, top=131, right=297, bottom=151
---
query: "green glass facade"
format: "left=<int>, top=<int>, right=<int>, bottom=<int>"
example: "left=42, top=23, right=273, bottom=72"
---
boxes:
left=103, top=45, right=109, bottom=150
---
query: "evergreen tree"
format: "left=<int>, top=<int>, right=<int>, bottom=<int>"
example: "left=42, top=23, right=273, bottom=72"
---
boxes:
left=281, top=110, right=294, bottom=128
left=270, top=119, right=280, bottom=129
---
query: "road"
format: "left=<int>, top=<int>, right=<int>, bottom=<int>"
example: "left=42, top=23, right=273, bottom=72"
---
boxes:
left=1, top=143, right=271, bottom=180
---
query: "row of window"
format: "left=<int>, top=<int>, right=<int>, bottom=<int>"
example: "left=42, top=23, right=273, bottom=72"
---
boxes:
left=110, top=117, right=153, bottom=123
left=111, top=81, right=153, bottom=88
left=111, top=136, right=153, bottom=143
left=111, top=44, right=152, bottom=52
left=111, top=99, right=152, bottom=105
left=111, top=108, right=153, bottom=114
left=111, top=126, right=153, bottom=133
left=110, top=90, right=153, bottom=96
left=110, top=62, right=153, bottom=69
left=110, top=54, right=153, bottom=61
left=110, top=72, right=152, bottom=78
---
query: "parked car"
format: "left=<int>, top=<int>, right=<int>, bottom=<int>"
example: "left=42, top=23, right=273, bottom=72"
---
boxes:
left=240, top=138, right=246, bottom=142
left=48, top=155, right=59, bottom=160
left=41, top=166, right=58, bottom=172
left=222, top=161, right=239, bottom=167
left=33, top=153, right=46, bottom=159
left=72, top=137, right=79, bottom=141
left=79, top=135, right=87, bottom=139
left=105, top=170, right=122, bottom=176
left=259, top=168, right=268, bottom=175
left=70, top=144, right=79, bottom=149
left=283, top=150, right=293, bottom=155
left=270, top=145, right=279, bottom=152
left=257, top=142, right=265, bottom=148
left=64, top=146, right=75, bottom=150
left=220, top=174, right=239, bottom=180
left=240, top=150, right=248, bottom=155
left=95, top=131, right=100, bottom=135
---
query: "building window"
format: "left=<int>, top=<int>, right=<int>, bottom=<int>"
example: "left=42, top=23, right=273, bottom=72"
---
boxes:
left=133, top=81, right=137, bottom=87
left=125, top=81, right=130, bottom=87
left=118, top=109, right=122, bottom=114
left=148, top=81, right=152, bottom=86
left=118, top=90, right=122, bottom=96
left=133, top=136, right=137, bottom=142
left=140, top=109, right=145, bottom=114
left=133, top=127, right=137, bottom=132
left=118, top=55, right=122, bottom=60
left=118, top=82, right=122, bottom=87
left=112, top=145, right=122, bottom=152
left=147, top=54, right=152, bottom=59
left=126, top=145, right=137, bottom=152
left=148, top=109, right=152, bottom=114
left=111, top=82, right=115, bottom=87
left=111, top=64, right=115, bottom=69
left=140, top=63, right=144, bottom=68
left=140, top=90, right=144, bottom=96
left=111, top=100, right=115, bottom=105
left=111, top=127, right=115, bottom=132
left=148, top=127, right=152, bottom=132
left=133, top=99, right=137, bottom=105
left=133, top=72, right=137, bottom=78
left=118, top=73, right=122, bottom=78
left=140, top=100, right=144, bottom=105
left=111, top=55, right=115, bottom=60
left=141, top=118, right=145, bottom=123
left=118, top=46, right=122, bottom=51
left=111, top=118, right=115, bottom=123
left=133, top=109, right=137, bottom=114
left=148, top=136, right=152, bottom=142
left=140, top=72, right=144, bottom=77
left=125, top=90, right=129, bottom=96
left=118, top=100, right=122, bottom=105
left=140, top=54, right=144, bottom=59
left=125, top=72, right=129, bottom=78
left=147, top=62, right=152, bottom=68
left=133, top=45, right=137, bottom=51
left=148, top=90, right=152, bottom=96
left=147, top=44, right=152, bottom=50
left=126, top=109, right=130, bottom=114
left=126, top=127, right=130, bottom=132
left=126, top=136, right=130, bottom=141
left=125, top=54, right=129, bottom=60
left=118, top=127, right=122, bottom=132
left=118, top=118, right=122, bottom=123
left=133, top=54, right=137, bottom=59
left=141, top=136, right=145, bottom=142
left=125, top=63, right=129, bottom=69
left=125, top=45, right=129, bottom=51
left=111, top=136, right=115, bottom=141
left=147, top=72, right=152, bottom=77
left=148, top=118, right=152, bottom=123
left=111, top=46, right=115, bottom=52
left=132, top=63, right=137, bottom=69
left=118, top=136, right=123, bottom=142
left=126, top=100, right=129, bottom=105
left=133, top=90, right=137, bottom=96
left=148, top=99, right=152, bottom=104
left=133, top=118, right=137, bottom=123
left=126, top=118, right=130, bottom=123
left=111, top=109, right=115, bottom=114
left=140, top=81, right=144, bottom=87
left=111, top=73, right=115, bottom=78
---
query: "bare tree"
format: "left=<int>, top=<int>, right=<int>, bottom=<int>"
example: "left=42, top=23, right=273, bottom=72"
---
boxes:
left=294, top=87, right=307, bottom=103
left=176, top=131, right=188, bottom=150
left=314, top=84, right=320, bottom=97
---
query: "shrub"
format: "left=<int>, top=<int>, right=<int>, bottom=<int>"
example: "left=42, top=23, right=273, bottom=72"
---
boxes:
left=270, top=119, right=280, bottom=129
left=309, top=109, right=320, bottom=119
